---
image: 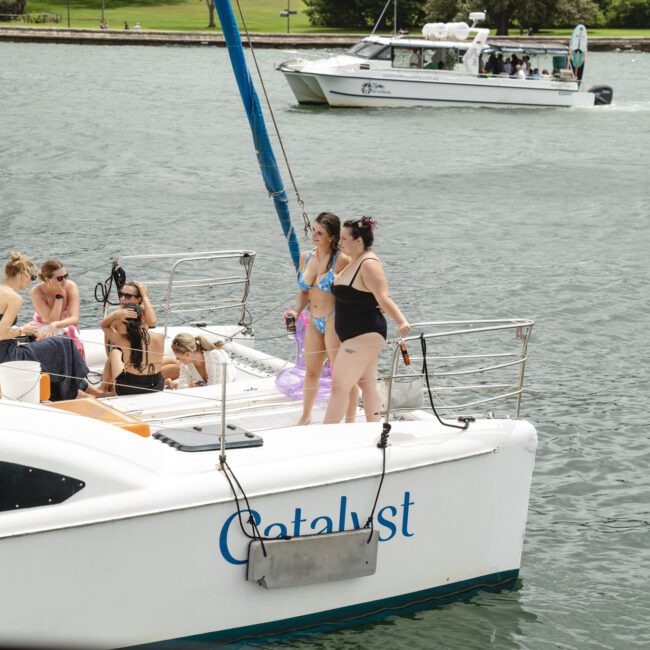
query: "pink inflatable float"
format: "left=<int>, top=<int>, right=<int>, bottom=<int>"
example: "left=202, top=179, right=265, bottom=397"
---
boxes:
left=275, top=311, right=332, bottom=401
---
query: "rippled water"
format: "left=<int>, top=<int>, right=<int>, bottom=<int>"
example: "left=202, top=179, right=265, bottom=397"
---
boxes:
left=1, top=42, right=649, bottom=649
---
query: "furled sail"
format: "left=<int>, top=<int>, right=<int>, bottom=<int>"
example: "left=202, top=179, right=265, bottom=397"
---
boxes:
left=213, top=0, right=301, bottom=272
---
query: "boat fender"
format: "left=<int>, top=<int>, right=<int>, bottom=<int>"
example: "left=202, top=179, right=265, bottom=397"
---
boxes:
left=588, top=85, right=613, bottom=106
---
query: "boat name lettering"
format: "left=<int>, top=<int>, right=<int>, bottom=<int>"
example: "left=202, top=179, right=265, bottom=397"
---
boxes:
left=219, top=492, right=415, bottom=565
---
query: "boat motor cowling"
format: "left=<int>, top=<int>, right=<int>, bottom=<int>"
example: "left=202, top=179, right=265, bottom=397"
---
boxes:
left=589, top=85, right=613, bottom=105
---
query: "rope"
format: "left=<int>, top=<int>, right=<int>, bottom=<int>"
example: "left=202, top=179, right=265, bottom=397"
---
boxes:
left=233, top=0, right=312, bottom=238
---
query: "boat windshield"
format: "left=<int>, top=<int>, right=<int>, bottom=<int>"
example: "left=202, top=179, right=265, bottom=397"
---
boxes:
left=347, top=41, right=390, bottom=60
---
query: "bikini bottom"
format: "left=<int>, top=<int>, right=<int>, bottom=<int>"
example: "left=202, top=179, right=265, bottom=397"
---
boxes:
left=115, top=371, right=164, bottom=396
left=310, top=312, right=334, bottom=336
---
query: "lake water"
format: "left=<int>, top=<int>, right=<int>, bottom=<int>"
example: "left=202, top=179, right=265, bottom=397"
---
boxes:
left=1, top=41, right=649, bottom=649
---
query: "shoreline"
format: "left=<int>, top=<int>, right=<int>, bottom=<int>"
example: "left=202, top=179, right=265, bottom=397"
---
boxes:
left=1, top=26, right=650, bottom=50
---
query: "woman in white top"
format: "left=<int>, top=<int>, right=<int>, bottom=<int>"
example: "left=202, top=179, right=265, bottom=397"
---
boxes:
left=167, top=333, right=234, bottom=388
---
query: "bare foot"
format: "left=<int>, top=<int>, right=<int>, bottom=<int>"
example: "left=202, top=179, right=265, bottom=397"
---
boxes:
left=295, top=415, right=311, bottom=426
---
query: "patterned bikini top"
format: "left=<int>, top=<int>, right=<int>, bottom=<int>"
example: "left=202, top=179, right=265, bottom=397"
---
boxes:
left=298, top=250, right=338, bottom=293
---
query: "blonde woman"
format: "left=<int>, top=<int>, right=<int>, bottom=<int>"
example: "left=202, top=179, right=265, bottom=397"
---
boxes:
left=30, top=258, right=85, bottom=358
left=0, top=252, right=93, bottom=400
left=166, top=333, right=234, bottom=389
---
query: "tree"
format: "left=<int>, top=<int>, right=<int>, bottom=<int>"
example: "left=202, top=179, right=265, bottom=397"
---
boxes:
left=204, top=0, right=216, bottom=29
left=607, top=0, right=650, bottom=26
left=425, top=0, right=602, bottom=34
left=303, top=0, right=426, bottom=30
left=0, top=0, right=27, bottom=21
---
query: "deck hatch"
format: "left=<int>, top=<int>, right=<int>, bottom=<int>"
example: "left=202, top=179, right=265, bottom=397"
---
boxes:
left=153, top=423, right=262, bottom=452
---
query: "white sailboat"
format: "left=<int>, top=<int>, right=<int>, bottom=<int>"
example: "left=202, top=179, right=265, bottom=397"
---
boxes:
left=0, top=2, right=539, bottom=647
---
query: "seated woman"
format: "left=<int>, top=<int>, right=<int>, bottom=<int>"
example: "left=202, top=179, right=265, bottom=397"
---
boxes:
left=0, top=252, right=94, bottom=401
left=30, top=258, right=85, bottom=359
left=166, top=333, right=234, bottom=389
left=101, top=303, right=164, bottom=396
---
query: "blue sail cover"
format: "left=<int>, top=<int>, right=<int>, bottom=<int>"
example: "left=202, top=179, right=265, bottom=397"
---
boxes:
left=214, top=0, right=301, bottom=272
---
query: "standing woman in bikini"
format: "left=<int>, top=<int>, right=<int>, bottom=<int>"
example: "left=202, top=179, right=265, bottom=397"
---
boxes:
left=285, top=212, right=356, bottom=425
left=324, top=217, right=411, bottom=424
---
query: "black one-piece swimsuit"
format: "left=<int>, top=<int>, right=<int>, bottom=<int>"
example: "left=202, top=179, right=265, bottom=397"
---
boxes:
left=332, top=259, right=387, bottom=343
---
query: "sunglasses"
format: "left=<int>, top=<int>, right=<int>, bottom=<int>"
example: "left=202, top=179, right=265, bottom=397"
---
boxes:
left=30, top=274, right=37, bottom=281
left=118, top=291, right=140, bottom=299
left=52, top=273, right=69, bottom=281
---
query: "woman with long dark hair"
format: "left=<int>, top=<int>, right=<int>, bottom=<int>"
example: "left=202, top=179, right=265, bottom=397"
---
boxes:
left=284, top=212, right=357, bottom=425
left=324, top=217, right=411, bottom=424
left=101, top=300, right=164, bottom=396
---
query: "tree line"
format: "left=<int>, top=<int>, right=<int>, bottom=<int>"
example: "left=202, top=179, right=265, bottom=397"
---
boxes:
left=303, top=0, right=650, bottom=33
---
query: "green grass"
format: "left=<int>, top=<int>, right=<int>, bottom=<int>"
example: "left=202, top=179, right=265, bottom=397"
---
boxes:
left=16, top=1, right=650, bottom=35
left=23, top=0, right=338, bottom=32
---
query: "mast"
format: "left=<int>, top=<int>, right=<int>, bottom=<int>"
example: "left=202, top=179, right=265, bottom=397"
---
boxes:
left=213, top=0, right=301, bottom=272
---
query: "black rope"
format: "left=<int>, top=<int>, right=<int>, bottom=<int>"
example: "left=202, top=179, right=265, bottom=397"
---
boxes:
left=94, top=262, right=126, bottom=310
left=364, top=422, right=391, bottom=543
left=219, top=457, right=272, bottom=557
left=420, top=333, right=472, bottom=431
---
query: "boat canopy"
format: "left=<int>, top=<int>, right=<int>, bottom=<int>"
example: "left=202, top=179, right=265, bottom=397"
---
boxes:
left=487, top=41, right=569, bottom=56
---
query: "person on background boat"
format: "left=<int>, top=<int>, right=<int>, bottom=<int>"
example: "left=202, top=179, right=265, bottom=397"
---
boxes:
left=409, top=49, right=421, bottom=69
left=285, top=212, right=357, bottom=426
left=30, top=258, right=85, bottom=359
left=515, top=64, right=526, bottom=80
left=101, top=302, right=164, bottom=395
left=0, top=252, right=96, bottom=401
left=324, top=218, right=411, bottom=424
left=164, top=333, right=234, bottom=389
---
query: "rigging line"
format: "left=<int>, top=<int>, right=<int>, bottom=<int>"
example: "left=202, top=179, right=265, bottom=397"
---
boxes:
left=370, top=0, right=394, bottom=37
left=233, top=0, right=312, bottom=238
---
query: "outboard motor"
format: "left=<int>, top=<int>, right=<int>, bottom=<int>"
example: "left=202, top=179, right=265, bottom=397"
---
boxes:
left=588, top=85, right=613, bottom=105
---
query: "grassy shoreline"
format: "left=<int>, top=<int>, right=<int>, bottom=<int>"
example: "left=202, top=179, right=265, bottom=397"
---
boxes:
left=16, top=1, right=650, bottom=35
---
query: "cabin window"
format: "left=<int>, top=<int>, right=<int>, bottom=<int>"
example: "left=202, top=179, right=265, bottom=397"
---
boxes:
left=392, top=47, right=423, bottom=69
left=0, top=461, right=85, bottom=512
left=348, top=42, right=389, bottom=60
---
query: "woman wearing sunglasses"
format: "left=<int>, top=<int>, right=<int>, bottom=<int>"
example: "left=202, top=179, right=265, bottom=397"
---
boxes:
left=30, top=259, right=85, bottom=359
left=101, top=301, right=165, bottom=396
left=98, top=281, right=157, bottom=393
left=0, top=251, right=95, bottom=400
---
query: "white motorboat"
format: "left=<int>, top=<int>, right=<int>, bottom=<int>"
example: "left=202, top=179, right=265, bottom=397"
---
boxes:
left=0, top=249, right=539, bottom=648
left=278, top=14, right=613, bottom=108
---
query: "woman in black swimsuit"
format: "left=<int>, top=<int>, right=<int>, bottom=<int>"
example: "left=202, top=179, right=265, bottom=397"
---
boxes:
left=324, top=218, right=411, bottom=424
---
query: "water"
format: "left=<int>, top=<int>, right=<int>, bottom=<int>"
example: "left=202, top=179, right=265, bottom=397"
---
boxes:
left=1, top=42, right=649, bottom=649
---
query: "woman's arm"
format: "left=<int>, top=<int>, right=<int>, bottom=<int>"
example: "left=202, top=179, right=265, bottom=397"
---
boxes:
left=133, top=282, right=156, bottom=327
left=31, top=281, right=81, bottom=331
left=287, top=251, right=309, bottom=317
left=0, top=294, right=39, bottom=340
left=100, top=308, right=132, bottom=346
left=362, top=259, right=411, bottom=338
left=30, top=280, right=64, bottom=326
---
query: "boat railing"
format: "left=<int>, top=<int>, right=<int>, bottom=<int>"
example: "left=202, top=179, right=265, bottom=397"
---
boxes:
left=108, top=250, right=256, bottom=339
left=382, top=318, right=534, bottom=422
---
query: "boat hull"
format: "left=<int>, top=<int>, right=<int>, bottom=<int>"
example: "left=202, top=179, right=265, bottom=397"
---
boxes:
left=0, top=419, right=537, bottom=648
left=281, top=70, right=597, bottom=109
